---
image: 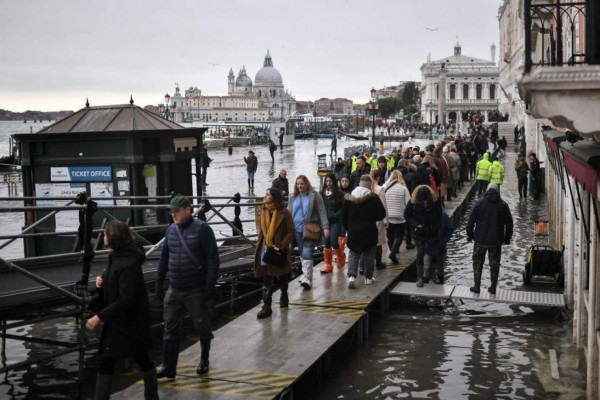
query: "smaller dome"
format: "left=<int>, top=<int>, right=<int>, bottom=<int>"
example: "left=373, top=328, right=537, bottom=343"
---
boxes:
left=235, top=66, right=253, bottom=87
left=236, top=75, right=253, bottom=87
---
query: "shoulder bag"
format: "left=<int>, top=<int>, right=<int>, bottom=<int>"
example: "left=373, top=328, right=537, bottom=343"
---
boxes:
left=300, top=194, right=322, bottom=241
left=262, top=246, right=287, bottom=267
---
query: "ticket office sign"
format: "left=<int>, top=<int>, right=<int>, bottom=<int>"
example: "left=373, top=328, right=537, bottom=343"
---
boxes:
left=50, top=166, right=112, bottom=182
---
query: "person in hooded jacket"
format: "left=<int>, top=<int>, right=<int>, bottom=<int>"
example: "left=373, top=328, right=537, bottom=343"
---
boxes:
left=466, top=183, right=513, bottom=294
left=342, top=174, right=386, bottom=288
left=475, top=152, right=492, bottom=195
left=86, top=220, right=157, bottom=400
left=404, top=185, right=442, bottom=287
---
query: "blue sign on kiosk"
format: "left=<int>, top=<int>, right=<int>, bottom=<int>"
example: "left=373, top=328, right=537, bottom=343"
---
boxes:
left=50, top=166, right=112, bottom=182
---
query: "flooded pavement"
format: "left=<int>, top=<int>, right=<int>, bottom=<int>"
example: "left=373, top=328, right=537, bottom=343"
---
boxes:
left=306, top=148, right=587, bottom=399
left=0, top=140, right=588, bottom=399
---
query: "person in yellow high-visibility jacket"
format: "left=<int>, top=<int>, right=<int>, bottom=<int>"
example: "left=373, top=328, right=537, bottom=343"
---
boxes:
left=488, top=158, right=505, bottom=193
left=475, top=152, right=491, bottom=195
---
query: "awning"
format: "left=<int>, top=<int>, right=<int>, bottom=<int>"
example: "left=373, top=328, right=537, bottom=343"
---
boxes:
left=542, top=129, right=567, bottom=154
left=559, top=141, right=600, bottom=199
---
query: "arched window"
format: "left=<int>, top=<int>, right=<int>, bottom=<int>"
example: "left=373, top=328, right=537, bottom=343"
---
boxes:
left=463, top=84, right=469, bottom=99
left=489, top=84, right=496, bottom=100
left=449, top=84, right=456, bottom=100
left=476, top=84, right=482, bottom=100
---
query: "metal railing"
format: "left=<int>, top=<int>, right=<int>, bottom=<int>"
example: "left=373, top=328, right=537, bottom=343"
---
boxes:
left=524, top=0, right=597, bottom=72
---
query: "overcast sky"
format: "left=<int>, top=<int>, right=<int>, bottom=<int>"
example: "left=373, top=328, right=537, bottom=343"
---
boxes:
left=1, top=0, right=502, bottom=112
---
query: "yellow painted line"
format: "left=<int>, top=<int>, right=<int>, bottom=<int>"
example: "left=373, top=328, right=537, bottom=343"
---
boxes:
left=286, top=299, right=369, bottom=309
left=294, top=304, right=364, bottom=317
left=150, top=365, right=297, bottom=399
left=386, top=264, right=408, bottom=271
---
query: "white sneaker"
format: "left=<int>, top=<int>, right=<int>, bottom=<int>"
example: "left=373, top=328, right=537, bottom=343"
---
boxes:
left=365, top=277, right=376, bottom=285
left=348, top=276, right=356, bottom=289
left=298, top=275, right=305, bottom=284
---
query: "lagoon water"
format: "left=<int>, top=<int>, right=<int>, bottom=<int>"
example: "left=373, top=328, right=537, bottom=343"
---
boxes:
left=0, top=121, right=587, bottom=399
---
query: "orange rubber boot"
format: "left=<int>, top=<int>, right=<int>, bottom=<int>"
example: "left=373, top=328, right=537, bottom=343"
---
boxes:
left=335, top=237, right=346, bottom=268
left=320, top=248, right=333, bottom=273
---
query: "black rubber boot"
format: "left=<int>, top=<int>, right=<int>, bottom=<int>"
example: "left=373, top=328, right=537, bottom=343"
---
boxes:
left=470, top=267, right=482, bottom=293
left=247, top=179, right=251, bottom=191
left=279, top=275, right=289, bottom=308
left=488, top=267, right=499, bottom=294
left=375, top=245, right=386, bottom=269
left=416, top=264, right=424, bottom=287
left=141, top=369, right=159, bottom=400
left=94, top=374, right=112, bottom=400
left=157, top=339, right=179, bottom=379
left=257, top=285, right=273, bottom=319
left=251, top=179, right=255, bottom=191
left=197, top=339, right=211, bottom=374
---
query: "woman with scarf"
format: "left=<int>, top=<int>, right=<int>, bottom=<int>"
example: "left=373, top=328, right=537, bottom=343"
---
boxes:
left=254, top=187, right=295, bottom=319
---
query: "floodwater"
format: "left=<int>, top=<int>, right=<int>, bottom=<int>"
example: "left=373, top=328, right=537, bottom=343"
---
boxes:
left=307, top=149, right=587, bottom=399
left=0, top=135, right=588, bottom=399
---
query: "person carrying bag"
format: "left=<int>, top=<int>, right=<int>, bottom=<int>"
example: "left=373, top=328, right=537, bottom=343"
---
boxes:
left=254, top=187, right=295, bottom=319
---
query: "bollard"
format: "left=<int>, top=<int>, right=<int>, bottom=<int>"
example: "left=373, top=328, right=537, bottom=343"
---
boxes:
left=228, top=145, right=233, bottom=155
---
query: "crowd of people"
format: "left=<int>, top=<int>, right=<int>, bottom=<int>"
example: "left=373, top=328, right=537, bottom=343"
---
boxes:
left=83, top=122, right=546, bottom=399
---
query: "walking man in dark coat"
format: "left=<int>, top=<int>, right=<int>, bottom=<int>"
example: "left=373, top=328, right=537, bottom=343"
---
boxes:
left=199, top=143, right=212, bottom=186
left=342, top=175, right=386, bottom=288
left=466, top=183, right=513, bottom=294
left=155, top=195, right=220, bottom=378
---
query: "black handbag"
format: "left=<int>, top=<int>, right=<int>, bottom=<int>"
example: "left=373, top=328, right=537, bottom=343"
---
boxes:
left=262, top=247, right=287, bottom=267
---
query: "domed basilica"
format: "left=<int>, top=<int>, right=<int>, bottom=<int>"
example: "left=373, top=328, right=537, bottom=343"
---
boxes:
left=168, top=51, right=296, bottom=123
left=227, top=50, right=296, bottom=121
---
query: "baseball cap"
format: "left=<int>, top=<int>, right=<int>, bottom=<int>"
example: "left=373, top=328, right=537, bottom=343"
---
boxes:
left=169, top=195, right=191, bottom=210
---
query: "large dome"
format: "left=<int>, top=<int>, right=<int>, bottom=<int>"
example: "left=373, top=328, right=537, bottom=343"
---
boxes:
left=255, top=51, right=283, bottom=84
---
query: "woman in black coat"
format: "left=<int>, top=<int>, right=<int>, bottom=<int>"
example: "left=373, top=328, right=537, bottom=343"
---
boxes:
left=86, top=220, right=158, bottom=400
left=404, top=185, right=442, bottom=288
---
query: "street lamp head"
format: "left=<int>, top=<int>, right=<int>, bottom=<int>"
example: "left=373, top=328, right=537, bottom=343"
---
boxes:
left=370, top=87, right=376, bottom=99
left=164, top=93, right=171, bottom=104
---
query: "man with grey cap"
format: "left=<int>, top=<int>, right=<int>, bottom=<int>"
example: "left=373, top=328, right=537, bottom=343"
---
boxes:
left=155, top=195, right=220, bottom=378
left=466, top=183, right=513, bottom=294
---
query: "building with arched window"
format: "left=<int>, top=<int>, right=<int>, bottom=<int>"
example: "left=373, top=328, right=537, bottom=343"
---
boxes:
left=420, top=42, right=500, bottom=127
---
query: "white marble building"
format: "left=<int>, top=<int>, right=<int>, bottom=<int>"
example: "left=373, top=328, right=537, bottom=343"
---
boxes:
left=420, top=42, right=500, bottom=126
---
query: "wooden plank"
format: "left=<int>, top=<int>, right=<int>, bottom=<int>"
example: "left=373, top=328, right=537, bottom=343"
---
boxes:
left=280, top=261, right=408, bottom=310
left=113, top=304, right=364, bottom=400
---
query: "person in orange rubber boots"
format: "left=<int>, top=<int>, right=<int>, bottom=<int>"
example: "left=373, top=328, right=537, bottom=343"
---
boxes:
left=319, top=173, right=346, bottom=272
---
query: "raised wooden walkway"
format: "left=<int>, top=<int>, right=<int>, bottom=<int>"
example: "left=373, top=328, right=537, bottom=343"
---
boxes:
left=390, top=282, right=565, bottom=307
left=112, top=254, right=412, bottom=400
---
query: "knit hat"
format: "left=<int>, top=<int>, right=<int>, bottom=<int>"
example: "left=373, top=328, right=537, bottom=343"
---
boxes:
left=169, top=195, right=191, bottom=210
left=487, top=183, right=500, bottom=192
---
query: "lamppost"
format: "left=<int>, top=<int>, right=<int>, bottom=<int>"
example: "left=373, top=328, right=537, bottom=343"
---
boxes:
left=368, top=87, right=379, bottom=149
left=162, top=93, right=174, bottom=121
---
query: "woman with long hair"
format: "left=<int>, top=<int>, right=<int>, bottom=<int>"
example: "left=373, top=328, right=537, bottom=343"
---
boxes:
left=383, top=170, right=411, bottom=264
left=254, top=187, right=295, bottom=318
left=319, top=172, right=346, bottom=273
left=403, top=185, right=442, bottom=287
left=288, top=175, right=330, bottom=290
left=369, top=169, right=389, bottom=270
left=339, top=175, right=352, bottom=195
left=86, top=220, right=157, bottom=400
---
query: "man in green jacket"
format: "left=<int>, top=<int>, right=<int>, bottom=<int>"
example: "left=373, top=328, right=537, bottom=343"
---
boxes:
left=475, top=152, right=491, bottom=195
